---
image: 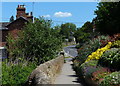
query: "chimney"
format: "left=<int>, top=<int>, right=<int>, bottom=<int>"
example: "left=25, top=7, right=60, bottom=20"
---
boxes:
left=16, top=5, right=26, bottom=19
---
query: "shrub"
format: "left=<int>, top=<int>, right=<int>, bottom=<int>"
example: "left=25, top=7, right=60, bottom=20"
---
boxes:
left=111, top=40, right=120, bottom=48
left=76, top=35, right=111, bottom=65
left=91, top=67, right=111, bottom=83
left=85, top=42, right=112, bottom=62
left=2, top=60, right=36, bottom=85
left=99, top=71, right=120, bottom=86
left=6, top=18, right=62, bottom=64
left=98, top=48, right=120, bottom=70
left=80, top=60, right=98, bottom=78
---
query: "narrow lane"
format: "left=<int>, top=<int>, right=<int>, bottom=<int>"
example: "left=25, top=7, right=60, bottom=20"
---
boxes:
left=54, top=45, right=83, bottom=85
left=63, top=45, right=78, bottom=57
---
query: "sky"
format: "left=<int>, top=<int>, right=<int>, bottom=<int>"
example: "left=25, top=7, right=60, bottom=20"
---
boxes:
left=1, top=2, right=98, bottom=28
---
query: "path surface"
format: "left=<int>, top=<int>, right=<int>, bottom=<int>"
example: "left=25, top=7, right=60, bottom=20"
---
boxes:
left=64, top=45, right=78, bottom=57
left=54, top=45, right=83, bottom=85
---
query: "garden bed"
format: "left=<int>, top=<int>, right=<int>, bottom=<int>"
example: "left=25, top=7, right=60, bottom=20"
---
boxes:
left=73, top=34, right=120, bottom=86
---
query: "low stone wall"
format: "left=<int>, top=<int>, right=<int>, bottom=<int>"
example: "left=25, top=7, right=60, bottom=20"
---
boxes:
left=27, top=55, right=64, bottom=85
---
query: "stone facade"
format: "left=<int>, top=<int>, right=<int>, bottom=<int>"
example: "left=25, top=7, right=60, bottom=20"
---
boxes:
left=27, top=55, right=64, bottom=85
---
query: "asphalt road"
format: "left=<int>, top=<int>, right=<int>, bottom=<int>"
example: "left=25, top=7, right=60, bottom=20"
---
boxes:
left=63, top=45, right=78, bottom=57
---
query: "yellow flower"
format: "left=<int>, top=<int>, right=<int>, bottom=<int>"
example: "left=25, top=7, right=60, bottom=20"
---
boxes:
left=85, top=42, right=112, bottom=63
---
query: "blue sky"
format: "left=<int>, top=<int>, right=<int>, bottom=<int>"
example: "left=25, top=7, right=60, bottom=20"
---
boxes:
left=1, top=2, right=98, bottom=28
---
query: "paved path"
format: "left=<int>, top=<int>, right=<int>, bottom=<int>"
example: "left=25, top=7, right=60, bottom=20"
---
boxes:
left=63, top=45, right=78, bottom=57
left=54, top=45, right=83, bottom=85
left=54, top=60, right=82, bottom=85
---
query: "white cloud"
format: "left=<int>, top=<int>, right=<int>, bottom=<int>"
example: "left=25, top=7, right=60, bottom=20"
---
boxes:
left=41, top=15, right=51, bottom=18
left=54, top=11, right=72, bottom=17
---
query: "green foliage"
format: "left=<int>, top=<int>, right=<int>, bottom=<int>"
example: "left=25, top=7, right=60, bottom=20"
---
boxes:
left=74, top=21, right=93, bottom=43
left=99, top=71, right=120, bottom=86
left=98, top=48, right=120, bottom=70
left=91, top=67, right=111, bottom=83
left=9, top=15, right=14, bottom=22
left=59, top=23, right=76, bottom=40
left=75, top=35, right=110, bottom=64
left=6, top=18, right=62, bottom=64
left=80, top=60, right=98, bottom=78
left=94, top=2, right=120, bottom=34
left=2, top=60, right=36, bottom=85
left=81, top=60, right=98, bottom=69
left=80, top=21, right=93, bottom=33
left=111, top=40, right=120, bottom=48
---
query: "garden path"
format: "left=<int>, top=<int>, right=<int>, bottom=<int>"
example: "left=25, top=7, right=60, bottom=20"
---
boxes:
left=54, top=45, right=83, bottom=85
left=54, top=59, right=82, bottom=85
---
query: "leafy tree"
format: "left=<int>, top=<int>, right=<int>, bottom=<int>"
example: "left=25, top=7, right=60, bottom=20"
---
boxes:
left=6, top=18, right=62, bottom=64
left=59, top=23, right=76, bottom=40
left=9, top=15, right=14, bottom=22
left=74, top=21, right=93, bottom=43
left=94, top=2, right=120, bottom=34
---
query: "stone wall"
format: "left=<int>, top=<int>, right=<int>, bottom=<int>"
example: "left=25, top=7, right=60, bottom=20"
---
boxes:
left=27, top=55, right=64, bottom=85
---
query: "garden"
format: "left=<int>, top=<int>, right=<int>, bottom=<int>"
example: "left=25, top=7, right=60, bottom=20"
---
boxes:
left=73, top=34, right=120, bottom=86
left=73, top=2, right=120, bottom=86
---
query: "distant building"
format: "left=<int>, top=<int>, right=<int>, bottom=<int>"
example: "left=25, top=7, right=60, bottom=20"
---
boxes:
left=0, top=5, right=33, bottom=47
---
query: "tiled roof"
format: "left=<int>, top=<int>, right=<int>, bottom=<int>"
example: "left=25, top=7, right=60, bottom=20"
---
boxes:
left=6, top=17, right=28, bottom=27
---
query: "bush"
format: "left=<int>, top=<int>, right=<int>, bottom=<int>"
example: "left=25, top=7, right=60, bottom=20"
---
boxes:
left=99, top=71, right=120, bottom=86
left=111, top=40, right=120, bottom=48
left=98, top=48, right=120, bottom=70
left=2, top=60, right=36, bottom=85
left=85, top=42, right=112, bottom=62
left=75, top=35, right=110, bottom=65
left=80, top=60, right=98, bottom=78
left=91, top=67, right=111, bottom=83
left=6, top=18, right=62, bottom=64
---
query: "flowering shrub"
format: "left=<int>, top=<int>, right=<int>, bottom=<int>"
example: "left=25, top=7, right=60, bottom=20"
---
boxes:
left=111, top=40, right=120, bottom=48
left=91, top=67, right=111, bottom=83
left=99, top=71, right=120, bottom=86
left=80, top=60, right=98, bottom=77
left=85, top=42, right=112, bottom=62
left=75, top=35, right=111, bottom=65
left=98, top=48, right=120, bottom=70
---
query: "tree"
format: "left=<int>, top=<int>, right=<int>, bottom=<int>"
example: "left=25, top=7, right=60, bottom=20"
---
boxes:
left=94, top=2, right=120, bottom=34
left=59, top=23, right=76, bottom=40
left=74, top=21, right=93, bottom=43
left=6, top=18, right=62, bottom=64
left=9, top=15, right=14, bottom=22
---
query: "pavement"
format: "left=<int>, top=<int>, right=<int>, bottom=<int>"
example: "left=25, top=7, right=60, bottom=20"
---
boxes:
left=54, top=45, right=83, bottom=85
left=63, top=45, right=78, bottom=57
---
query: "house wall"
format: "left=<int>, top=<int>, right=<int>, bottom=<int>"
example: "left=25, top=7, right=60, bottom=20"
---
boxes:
left=7, top=19, right=27, bottom=38
left=0, top=30, right=8, bottom=42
